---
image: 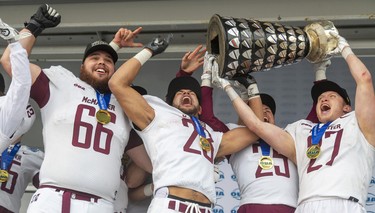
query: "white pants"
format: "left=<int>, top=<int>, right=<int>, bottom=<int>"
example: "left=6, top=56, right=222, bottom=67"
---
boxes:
left=148, top=188, right=212, bottom=213
left=296, top=199, right=366, bottom=213
left=27, top=187, right=114, bottom=213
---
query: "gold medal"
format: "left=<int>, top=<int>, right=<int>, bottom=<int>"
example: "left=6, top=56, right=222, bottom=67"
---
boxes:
left=306, top=145, right=321, bottom=159
left=96, top=109, right=111, bottom=125
left=200, top=137, right=211, bottom=151
left=258, top=156, right=273, bottom=170
left=0, top=170, right=9, bottom=182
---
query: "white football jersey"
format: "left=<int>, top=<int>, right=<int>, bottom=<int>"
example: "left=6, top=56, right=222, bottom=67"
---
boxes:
left=0, top=145, right=44, bottom=213
left=113, top=164, right=128, bottom=213
left=285, top=111, right=375, bottom=206
left=228, top=123, right=298, bottom=207
left=31, top=66, right=131, bottom=201
left=0, top=43, right=32, bottom=153
left=134, top=95, right=224, bottom=203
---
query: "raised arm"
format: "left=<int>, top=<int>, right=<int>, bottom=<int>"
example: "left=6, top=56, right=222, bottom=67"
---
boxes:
left=108, top=36, right=170, bottom=130
left=331, top=33, right=375, bottom=146
left=0, top=42, right=32, bottom=152
left=0, top=4, right=60, bottom=83
left=109, top=27, right=143, bottom=51
left=211, top=61, right=297, bottom=162
left=176, top=44, right=205, bottom=77
left=306, top=59, right=331, bottom=123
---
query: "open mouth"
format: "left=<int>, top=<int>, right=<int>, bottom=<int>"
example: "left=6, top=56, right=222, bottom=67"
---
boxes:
left=320, top=104, right=331, bottom=113
left=182, top=96, right=192, bottom=105
left=263, top=117, right=269, bottom=123
left=96, top=68, right=106, bottom=74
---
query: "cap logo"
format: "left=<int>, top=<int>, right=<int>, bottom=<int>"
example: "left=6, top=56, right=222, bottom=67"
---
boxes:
left=91, top=40, right=107, bottom=46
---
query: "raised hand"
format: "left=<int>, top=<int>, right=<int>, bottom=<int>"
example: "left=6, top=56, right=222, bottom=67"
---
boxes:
left=328, top=31, right=352, bottom=59
left=112, top=27, right=143, bottom=49
left=25, top=4, right=61, bottom=37
left=211, top=60, right=231, bottom=89
left=313, top=59, right=331, bottom=81
left=232, top=74, right=259, bottom=99
left=145, top=34, right=173, bottom=57
left=180, top=45, right=206, bottom=74
left=201, top=52, right=215, bottom=87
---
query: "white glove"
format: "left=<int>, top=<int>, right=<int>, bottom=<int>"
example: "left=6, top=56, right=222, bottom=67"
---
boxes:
left=329, top=31, right=353, bottom=59
left=313, top=59, right=331, bottom=81
left=211, top=60, right=230, bottom=89
left=201, top=52, right=215, bottom=87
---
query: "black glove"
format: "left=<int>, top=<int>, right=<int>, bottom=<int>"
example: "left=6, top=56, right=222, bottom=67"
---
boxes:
left=232, top=74, right=259, bottom=99
left=25, top=4, right=61, bottom=37
left=145, top=34, right=172, bottom=56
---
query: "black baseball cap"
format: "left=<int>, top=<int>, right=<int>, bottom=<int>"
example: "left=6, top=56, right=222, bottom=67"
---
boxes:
left=166, top=76, right=201, bottom=105
left=311, top=80, right=351, bottom=105
left=260, top=93, right=276, bottom=115
left=83, top=40, right=118, bottom=63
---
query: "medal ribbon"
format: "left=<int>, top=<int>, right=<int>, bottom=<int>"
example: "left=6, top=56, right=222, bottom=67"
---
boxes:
left=311, top=122, right=332, bottom=145
left=191, top=116, right=207, bottom=138
left=259, top=139, right=271, bottom=156
left=1, top=143, right=21, bottom=171
left=96, top=91, right=111, bottom=111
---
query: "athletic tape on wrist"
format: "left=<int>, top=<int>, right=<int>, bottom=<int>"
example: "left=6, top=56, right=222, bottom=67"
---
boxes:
left=342, top=47, right=354, bottom=60
left=109, top=41, right=120, bottom=52
left=201, top=79, right=212, bottom=87
left=133, top=49, right=152, bottom=65
left=143, top=183, right=153, bottom=197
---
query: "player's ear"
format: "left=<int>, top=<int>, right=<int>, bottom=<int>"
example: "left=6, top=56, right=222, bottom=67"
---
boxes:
left=198, top=105, right=202, bottom=115
left=343, top=105, right=352, bottom=114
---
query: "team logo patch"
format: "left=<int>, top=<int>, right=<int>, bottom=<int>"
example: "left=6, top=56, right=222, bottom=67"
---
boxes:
left=0, top=28, right=10, bottom=36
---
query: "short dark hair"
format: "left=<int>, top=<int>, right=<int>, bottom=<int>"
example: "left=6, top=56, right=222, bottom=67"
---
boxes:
left=311, top=80, right=351, bottom=105
left=83, top=40, right=118, bottom=63
left=165, top=76, right=201, bottom=105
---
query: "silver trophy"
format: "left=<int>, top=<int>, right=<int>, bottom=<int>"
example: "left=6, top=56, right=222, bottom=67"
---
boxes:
left=206, top=14, right=339, bottom=78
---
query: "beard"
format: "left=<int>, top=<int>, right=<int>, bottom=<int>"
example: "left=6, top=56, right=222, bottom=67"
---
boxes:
left=80, top=69, right=111, bottom=94
left=176, top=104, right=200, bottom=116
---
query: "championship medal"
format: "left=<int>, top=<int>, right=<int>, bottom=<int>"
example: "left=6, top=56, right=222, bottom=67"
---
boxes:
left=0, top=170, right=9, bottom=182
left=306, top=145, right=321, bottom=159
left=200, top=137, right=211, bottom=152
left=258, top=156, right=273, bottom=170
left=96, top=109, right=111, bottom=125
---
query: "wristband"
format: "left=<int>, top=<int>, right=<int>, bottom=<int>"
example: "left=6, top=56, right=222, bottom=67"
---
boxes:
left=225, top=86, right=239, bottom=101
left=133, top=49, right=152, bottom=66
left=24, top=20, right=43, bottom=38
left=143, top=183, right=153, bottom=197
left=342, top=46, right=354, bottom=60
left=109, top=41, right=120, bottom=52
left=201, top=73, right=212, bottom=87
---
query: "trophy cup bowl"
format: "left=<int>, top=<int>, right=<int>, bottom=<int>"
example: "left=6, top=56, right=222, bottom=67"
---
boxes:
left=206, top=14, right=339, bottom=78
